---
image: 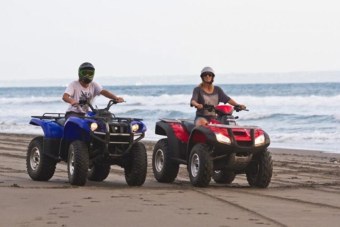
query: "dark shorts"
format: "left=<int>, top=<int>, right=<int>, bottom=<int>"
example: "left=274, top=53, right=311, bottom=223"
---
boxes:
left=65, top=111, right=85, bottom=120
left=194, top=115, right=216, bottom=124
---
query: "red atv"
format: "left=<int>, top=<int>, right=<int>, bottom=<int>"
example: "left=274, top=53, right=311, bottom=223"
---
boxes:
left=152, top=104, right=272, bottom=188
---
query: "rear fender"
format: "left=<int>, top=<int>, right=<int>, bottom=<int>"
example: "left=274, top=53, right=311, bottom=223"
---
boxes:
left=43, top=137, right=61, bottom=160
left=30, top=118, right=63, bottom=139
left=155, top=121, right=186, bottom=160
left=63, top=117, right=92, bottom=142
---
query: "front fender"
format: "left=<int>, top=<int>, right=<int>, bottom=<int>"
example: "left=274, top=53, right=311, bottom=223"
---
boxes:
left=30, top=118, right=63, bottom=138
left=63, top=117, right=93, bottom=142
left=188, top=126, right=217, bottom=158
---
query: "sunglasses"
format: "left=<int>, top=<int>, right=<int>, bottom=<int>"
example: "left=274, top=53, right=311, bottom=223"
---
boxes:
left=80, top=69, right=95, bottom=77
left=202, top=73, right=214, bottom=77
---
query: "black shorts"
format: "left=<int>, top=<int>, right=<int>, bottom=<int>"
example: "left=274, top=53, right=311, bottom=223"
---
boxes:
left=194, top=115, right=216, bottom=124
left=65, top=111, right=85, bottom=120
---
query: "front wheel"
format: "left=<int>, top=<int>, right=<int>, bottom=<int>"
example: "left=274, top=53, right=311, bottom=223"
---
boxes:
left=188, top=143, right=212, bottom=187
left=246, top=149, right=273, bottom=188
left=67, top=140, right=89, bottom=186
left=26, top=136, right=57, bottom=181
left=124, top=142, right=147, bottom=186
left=152, top=139, right=179, bottom=183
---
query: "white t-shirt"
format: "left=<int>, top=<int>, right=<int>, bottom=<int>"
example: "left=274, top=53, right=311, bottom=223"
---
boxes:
left=64, top=80, right=103, bottom=113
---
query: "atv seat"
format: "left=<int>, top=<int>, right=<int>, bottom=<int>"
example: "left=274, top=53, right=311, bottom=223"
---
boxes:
left=182, top=121, right=195, bottom=133
left=56, top=118, right=66, bottom=126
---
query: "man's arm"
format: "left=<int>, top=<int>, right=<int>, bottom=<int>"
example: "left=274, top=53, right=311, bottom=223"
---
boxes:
left=62, top=93, right=77, bottom=106
left=100, top=89, right=124, bottom=102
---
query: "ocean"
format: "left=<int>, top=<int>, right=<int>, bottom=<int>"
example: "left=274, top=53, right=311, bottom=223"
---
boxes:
left=0, top=82, right=339, bottom=153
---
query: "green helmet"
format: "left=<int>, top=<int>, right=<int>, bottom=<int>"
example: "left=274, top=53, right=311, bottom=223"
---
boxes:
left=78, top=62, right=95, bottom=83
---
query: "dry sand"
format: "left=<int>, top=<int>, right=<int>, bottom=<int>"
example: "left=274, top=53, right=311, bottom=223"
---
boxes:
left=1, top=133, right=340, bottom=227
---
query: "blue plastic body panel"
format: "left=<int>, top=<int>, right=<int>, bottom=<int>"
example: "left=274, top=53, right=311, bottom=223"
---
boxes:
left=30, top=118, right=64, bottom=139
left=63, top=117, right=94, bottom=142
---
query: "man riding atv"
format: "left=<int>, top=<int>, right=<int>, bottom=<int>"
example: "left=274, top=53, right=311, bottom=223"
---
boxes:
left=62, top=62, right=124, bottom=119
left=26, top=62, right=148, bottom=186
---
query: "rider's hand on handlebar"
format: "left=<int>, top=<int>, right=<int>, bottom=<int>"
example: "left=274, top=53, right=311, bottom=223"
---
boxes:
left=70, top=100, right=79, bottom=106
left=239, top=104, right=247, bottom=110
left=234, top=104, right=248, bottom=112
left=115, top=97, right=125, bottom=103
left=195, top=104, right=203, bottom=110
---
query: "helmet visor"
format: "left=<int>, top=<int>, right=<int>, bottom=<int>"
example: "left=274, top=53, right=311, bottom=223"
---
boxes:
left=80, top=69, right=94, bottom=77
left=79, top=69, right=95, bottom=81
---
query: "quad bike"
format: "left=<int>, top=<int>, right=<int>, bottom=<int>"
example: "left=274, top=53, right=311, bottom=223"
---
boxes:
left=26, top=98, right=147, bottom=186
left=152, top=104, right=273, bottom=188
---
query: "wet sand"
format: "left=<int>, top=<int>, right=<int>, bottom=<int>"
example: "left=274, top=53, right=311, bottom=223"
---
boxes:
left=1, top=133, right=340, bottom=227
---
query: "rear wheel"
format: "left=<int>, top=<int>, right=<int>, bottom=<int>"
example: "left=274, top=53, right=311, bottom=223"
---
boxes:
left=67, top=140, right=89, bottom=186
left=246, top=149, right=273, bottom=188
left=124, top=142, right=147, bottom=186
left=26, top=136, right=56, bottom=181
left=213, top=169, right=236, bottom=184
left=88, top=164, right=111, bottom=182
left=188, top=143, right=212, bottom=187
left=152, top=139, right=179, bottom=183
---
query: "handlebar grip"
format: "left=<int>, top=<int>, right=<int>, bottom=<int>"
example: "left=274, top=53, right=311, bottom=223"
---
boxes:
left=203, top=104, right=214, bottom=112
left=234, top=105, right=249, bottom=112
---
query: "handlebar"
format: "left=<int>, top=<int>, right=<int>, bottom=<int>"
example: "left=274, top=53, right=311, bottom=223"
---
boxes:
left=234, top=105, right=249, bottom=112
left=79, top=91, right=119, bottom=111
left=203, top=104, right=249, bottom=113
left=203, top=104, right=215, bottom=112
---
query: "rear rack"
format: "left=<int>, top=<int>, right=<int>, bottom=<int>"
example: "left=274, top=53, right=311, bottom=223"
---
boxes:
left=160, top=118, right=182, bottom=123
left=208, top=123, right=259, bottom=130
left=31, top=113, right=65, bottom=120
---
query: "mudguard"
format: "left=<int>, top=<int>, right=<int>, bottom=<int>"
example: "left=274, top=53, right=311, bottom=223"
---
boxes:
left=63, top=117, right=93, bottom=142
left=30, top=118, right=63, bottom=139
left=187, top=126, right=217, bottom=159
left=263, top=131, right=271, bottom=146
left=155, top=121, right=186, bottom=161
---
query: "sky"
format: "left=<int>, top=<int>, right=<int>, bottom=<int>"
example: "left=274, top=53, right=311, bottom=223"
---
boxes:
left=1, top=0, right=340, bottom=83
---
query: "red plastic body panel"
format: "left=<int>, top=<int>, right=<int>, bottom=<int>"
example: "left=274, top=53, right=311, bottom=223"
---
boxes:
left=215, top=105, right=233, bottom=115
left=169, top=123, right=189, bottom=142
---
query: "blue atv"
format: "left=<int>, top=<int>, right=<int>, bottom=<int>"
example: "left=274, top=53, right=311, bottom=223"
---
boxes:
left=26, top=99, right=147, bottom=186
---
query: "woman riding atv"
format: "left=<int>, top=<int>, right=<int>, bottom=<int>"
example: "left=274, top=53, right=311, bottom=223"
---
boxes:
left=190, top=66, right=247, bottom=126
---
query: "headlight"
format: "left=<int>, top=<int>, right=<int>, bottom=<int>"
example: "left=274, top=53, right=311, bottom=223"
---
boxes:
left=131, top=124, right=139, bottom=133
left=254, top=134, right=265, bottom=147
left=216, top=133, right=231, bottom=144
left=90, top=122, right=98, bottom=131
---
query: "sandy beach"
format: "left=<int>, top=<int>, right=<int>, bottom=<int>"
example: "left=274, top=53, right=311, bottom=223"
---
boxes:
left=1, top=133, right=340, bottom=227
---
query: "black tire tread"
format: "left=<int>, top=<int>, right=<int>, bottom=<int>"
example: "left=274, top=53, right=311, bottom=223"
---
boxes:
left=152, top=139, right=179, bottom=183
left=213, top=169, right=236, bottom=184
left=189, top=143, right=212, bottom=187
left=68, top=140, right=89, bottom=186
left=124, top=142, right=147, bottom=186
left=26, top=136, right=56, bottom=181
left=88, top=164, right=111, bottom=182
left=246, top=149, right=273, bottom=188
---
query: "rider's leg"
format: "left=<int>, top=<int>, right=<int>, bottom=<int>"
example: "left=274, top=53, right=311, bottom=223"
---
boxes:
left=195, top=117, right=209, bottom=127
